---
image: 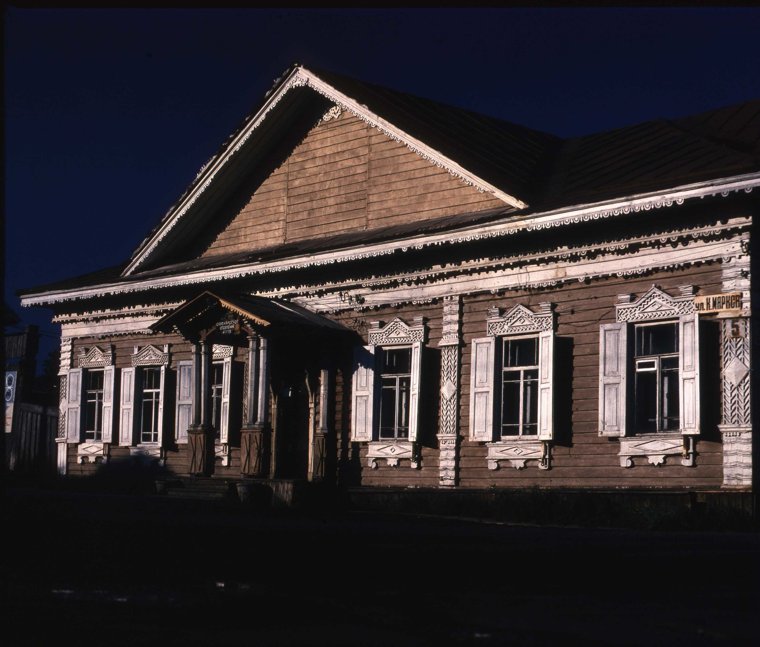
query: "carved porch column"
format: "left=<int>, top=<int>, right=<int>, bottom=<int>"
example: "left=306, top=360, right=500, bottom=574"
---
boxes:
left=308, top=366, right=330, bottom=482
left=438, top=296, right=461, bottom=487
left=188, top=340, right=213, bottom=476
left=241, top=334, right=270, bottom=477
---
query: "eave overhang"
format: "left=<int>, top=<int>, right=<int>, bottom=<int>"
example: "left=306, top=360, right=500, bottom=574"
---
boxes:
left=123, top=65, right=529, bottom=277
left=19, top=171, right=759, bottom=308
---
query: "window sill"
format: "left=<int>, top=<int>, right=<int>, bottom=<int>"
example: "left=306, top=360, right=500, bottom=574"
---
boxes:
left=77, top=442, right=108, bottom=464
left=367, top=440, right=419, bottom=469
left=487, top=438, right=548, bottom=470
left=618, top=433, right=692, bottom=468
left=130, top=444, right=165, bottom=466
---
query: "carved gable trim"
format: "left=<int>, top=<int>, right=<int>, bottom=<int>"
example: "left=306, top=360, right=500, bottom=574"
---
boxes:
left=616, top=285, right=695, bottom=322
left=368, top=317, right=426, bottom=346
left=131, top=344, right=170, bottom=367
left=487, top=303, right=554, bottom=336
left=77, top=346, right=114, bottom=368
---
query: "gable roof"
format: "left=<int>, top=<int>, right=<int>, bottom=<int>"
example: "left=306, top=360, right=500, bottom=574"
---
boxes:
left=124, top=64, right=555, bottom=276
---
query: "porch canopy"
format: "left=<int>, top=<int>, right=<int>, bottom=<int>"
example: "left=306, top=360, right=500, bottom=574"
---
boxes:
left=150, top=291, right=351, bottom=339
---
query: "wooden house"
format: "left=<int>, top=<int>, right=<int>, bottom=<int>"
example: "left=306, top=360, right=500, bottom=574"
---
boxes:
left=19, top=65, right=757, bottom=502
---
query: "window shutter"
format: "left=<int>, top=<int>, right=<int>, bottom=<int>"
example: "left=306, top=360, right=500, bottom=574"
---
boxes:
left=219, top=356, right=232, bottom=444
left=175, top=361, right=193, bottom=444
left=598, top=322, right=627, bottom=437
left=157, top=365, right=167, bottom=446
left=679, top=313, right=700, bottom=435
left=66, top=368, right=82, bottom=443
left=469, top=337, right=495, bottom=441
left=119, top=367, right=136, bottom=446
left=408, top=341, right=422, bottom=442
left=537, top=330, right=554, bottom=441
left=101, top=366, right=116, bottom=444
left=351, top=345, right=375, bottom=442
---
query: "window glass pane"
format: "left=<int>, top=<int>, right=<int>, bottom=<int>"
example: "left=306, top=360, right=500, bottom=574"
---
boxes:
left=522, top=369, right=539, bottom=435
left=661, top=357, right=680, bottom=431
left=635, top=323, right=678, bottom=357
left=86, top=369, right=104, bottom=390
left=501, top=377, right=520, bottom=435
left=379, top=378, right=398, bottom=438
left=397, top=376, right=410, bottom=439
left=635, top=370, right=657, bottom=432
left=381, top=347, right=412, bottom=374
left=504, top=337, right=538, bottom=368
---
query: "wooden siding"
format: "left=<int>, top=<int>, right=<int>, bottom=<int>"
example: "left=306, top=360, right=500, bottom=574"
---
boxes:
left=201, top=112, right=504, bottom=258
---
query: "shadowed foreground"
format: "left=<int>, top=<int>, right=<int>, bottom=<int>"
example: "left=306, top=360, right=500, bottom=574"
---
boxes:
left=4, top=485, right=758, bottom=646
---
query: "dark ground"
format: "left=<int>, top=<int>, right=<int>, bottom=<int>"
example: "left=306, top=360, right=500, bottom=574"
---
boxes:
left=4, top=483, right=759, bottom=647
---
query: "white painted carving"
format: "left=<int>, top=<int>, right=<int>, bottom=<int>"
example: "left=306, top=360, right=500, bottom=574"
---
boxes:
left=616, top=285, right=695, bottom=322
left=368, top=317, right=425, bottom=346
left=487, top=302, right=554, bottom=336
left=215, top=442, right=230, bottom=467
left=212, top=344, right=234, bottom=360
left=130, top=445, right=165, bottom=466
left=321, top=105, right=342, bottom=122
left=486, top=440, right=545, bottom=470
left=77, top=442, right=108, bottom=464
left=77, top=346, right=114, bottom=368
left=131, top=344, right=170, bottom=367
left=618, top=434, right=688, bottom=468
left=367, top=440, right=416, bottom=468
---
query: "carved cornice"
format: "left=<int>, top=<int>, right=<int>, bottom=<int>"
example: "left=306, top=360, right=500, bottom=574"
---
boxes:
left=616, top=285, right=695, bottom=322
left=77, top=346, right=114, bottom=368
left=131, top=344, right=170, bottom=367
left=487, top=302, right=555, bottom=336
left=368, top=317, right=426, bottom=346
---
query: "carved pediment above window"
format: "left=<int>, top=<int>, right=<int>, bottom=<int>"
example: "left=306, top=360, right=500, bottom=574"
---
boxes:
left=486, top=303, right=554, bottom=336
left=78, top=346, right=114, bottom=368
left=131, top=344, right=170, bottom=367
left=616, top=285, right=695, bottom=323
left=368, top=317, right=426, bottom=346
left=212, top=344, right=234, bottom=360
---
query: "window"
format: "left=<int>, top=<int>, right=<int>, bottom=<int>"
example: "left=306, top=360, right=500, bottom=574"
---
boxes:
left=469, top=304, right=555, bottom=470
left=378, top=347, right=412, bottom=439
left=350, top=317, right=425, bottom=468
left=599, top=286, right=700, bottom=440
left=139, top=367, right=162, bottom=443
left=84, top=369, right=104, bottom=441
left=633, top=323, right=679, bottom=433
left=500, top=336, right=539, bottom=437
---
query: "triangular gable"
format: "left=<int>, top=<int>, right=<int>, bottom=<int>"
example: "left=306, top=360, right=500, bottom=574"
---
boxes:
left=124, top=65, right=530, bottom=276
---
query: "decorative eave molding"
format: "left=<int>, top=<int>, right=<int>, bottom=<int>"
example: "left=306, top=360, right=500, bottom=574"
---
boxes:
left=77, top=345, right=114, bottom=368
left=131, top=344, right=170, bottom=367
left=20, top=176, right=757, bottom=308
left=368, top=317, right=426, bottom=346
left=486, top=302, right=555, bottom=336
left=123, top=66, right=526, bottom=276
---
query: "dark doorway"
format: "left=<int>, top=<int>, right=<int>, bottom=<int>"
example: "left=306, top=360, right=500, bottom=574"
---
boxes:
left=274, top=377, right=310, bottom=479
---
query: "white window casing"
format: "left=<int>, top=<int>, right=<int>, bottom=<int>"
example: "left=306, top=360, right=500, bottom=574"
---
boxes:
left=65, top=368, right=82, bottom=443
left=119, top=367, right=136, bottom=446
left=219, top=355, right=232, bottom=444
left=469, top=337, right=495, bottom=442
left=407, top=341, right=422, bottom=443
left=470, top=304, right=555, bottom=444
left=679, top=312, right=700, bottom=435
left=351, top=345, right=375, bottom=442
left=598, top=322, right=628, bottom=437
left=175, top=360, right=193, bottom=444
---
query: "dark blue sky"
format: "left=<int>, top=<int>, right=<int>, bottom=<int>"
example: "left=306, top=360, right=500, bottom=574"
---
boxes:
left=5, top=7, right=760, bottom=367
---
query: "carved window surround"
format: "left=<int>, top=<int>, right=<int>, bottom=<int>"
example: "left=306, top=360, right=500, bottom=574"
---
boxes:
left=471, top=303, right=555, bottom=471
left=77, top=346, right=114, bottom=369
left=131, top=344, right=170, bottom=367
left=600, top=285, right=701, bottom=468
left=73, top=347, right=114, bottom=463
left=77, top=442, right=108, bottom=465
left=352, top=317, right=425, bottom=469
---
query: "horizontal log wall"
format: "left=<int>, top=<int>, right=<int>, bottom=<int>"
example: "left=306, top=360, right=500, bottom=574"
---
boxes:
left=201, top=112, right=503, bottom=258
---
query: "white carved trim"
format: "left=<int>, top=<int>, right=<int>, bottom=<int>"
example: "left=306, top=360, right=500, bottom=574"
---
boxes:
left=77, top=346, right=114, bottom=368
left=130, top=444, right=165, bottom=466
left=368, top=317, right=425, bottom=346
left=131, top=344, right=170, bottom=367
left=486, top=302, right=554, bottom=336
left=77, top=442, right=108, bottom=464
left=212, top=344, right=234, bottom=360
left=486, top=440, right=548, bottom=470
left=321, top=105, right=342, bottom=122
left=20, top=178, right=756, bottom=307
left=618, top=434, right=690, bottom=468
left=616, top=285, right=695, bottom=322
left=367, top=440, right=418, bottom=469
